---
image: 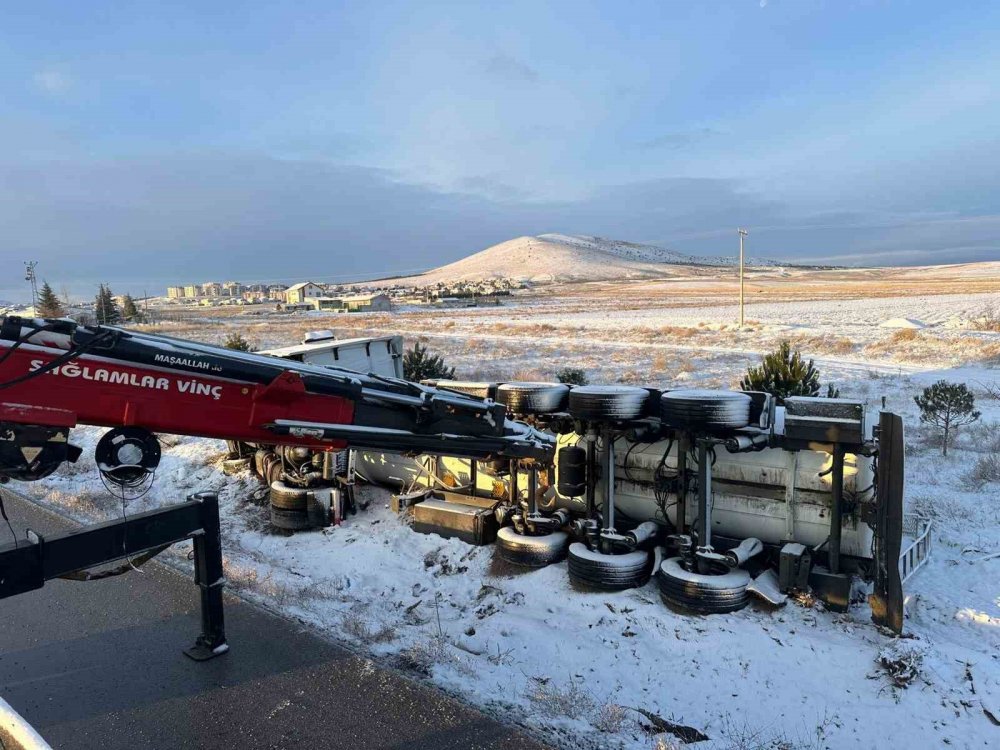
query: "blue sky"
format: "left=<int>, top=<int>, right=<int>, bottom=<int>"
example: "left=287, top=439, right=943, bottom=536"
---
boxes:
left=2, top=1, right=999, bottom=299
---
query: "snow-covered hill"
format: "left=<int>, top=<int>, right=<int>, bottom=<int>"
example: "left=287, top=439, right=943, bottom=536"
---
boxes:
left=375, top=234, right=784, bottom=287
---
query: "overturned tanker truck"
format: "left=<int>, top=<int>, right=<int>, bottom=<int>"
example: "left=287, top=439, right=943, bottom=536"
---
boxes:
left=0, top=318, right=908, bottom=634
left=357, top=379, right=907, bottom=631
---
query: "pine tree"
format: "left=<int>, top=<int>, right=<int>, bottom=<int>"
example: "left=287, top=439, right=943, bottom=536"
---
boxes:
left=556, top=367, right=588, bottom=385
left=121, top=294, right=142, bottom=322
left=914, top=380, right=980, bottom=456
left=94, top=284, right=122, bottom=325
left=740, top=341, right=824, bottom=404
left=223, top=332, right=255, bottom=352
left=36, top=281, right=65, bottom=318
left=403, top=342, right=455, bottom=382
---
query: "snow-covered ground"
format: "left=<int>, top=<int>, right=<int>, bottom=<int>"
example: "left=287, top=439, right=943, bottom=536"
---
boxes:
left=14, top=289, right=1000, bottom=749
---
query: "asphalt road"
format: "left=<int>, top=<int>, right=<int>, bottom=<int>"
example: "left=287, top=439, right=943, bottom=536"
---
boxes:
left=0, top=491, right=548, bottom=750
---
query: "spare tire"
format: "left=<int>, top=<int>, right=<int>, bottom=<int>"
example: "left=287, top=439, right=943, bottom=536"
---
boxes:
left=657, top=556, right=751, bottom=614
left=568, top=385, right=649, bottom=421
left=660, top=389, right=752, bottom=430
left=270, top=507, right=312, bottom=531
left=222, top=457, right=250, bottom=476
left=270, top=481, right=311, bottom=508
left=269, top=480, right=313, bottom=530
left=496, top=527, right=569, bottom=567
left=496, top=382, right=569, bottom=415
left=567, top=543, right=653, bottom=590
left=433, top=380, right=497, bottom=399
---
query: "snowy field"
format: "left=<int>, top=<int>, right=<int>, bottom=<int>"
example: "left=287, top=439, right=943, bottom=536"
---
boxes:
left=15, top=285, right=1000, bottom=749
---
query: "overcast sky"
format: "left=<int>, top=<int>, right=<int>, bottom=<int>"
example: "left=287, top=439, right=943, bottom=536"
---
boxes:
left=3, top=1, right=999, bottom=300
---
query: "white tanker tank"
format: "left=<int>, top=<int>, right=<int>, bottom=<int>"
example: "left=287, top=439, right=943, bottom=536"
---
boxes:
left=356, top=401, right=877, bottom=561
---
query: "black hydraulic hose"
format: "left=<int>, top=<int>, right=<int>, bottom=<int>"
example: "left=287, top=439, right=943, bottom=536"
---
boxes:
left=0, top=330, right=117, bottom=391
left=0, top=322, right=59, bottom=370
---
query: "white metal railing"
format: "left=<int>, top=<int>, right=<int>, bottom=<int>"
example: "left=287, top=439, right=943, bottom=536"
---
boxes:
left=899, top=515, right=932, bottom=584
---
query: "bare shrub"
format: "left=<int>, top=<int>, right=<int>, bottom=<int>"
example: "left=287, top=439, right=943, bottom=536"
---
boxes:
left=967, top=304, right=1000, bottom=332
left=962, top=454, right=1000, bottom=490
left=876, top=639, right=926, bottom=689
left=652, top=353, right=670, bottom=371
left=716, top=710, right=838, bottom=750
left=525, top=676, right=595, bottom=720
left=973, top=380, right=1000, bottom=400
left=512, top=368, right=545, bottom=381
left=594, top=703, right=630, bottom=733
left=342, top=614, right=396, bottom=644
left=395, top=639, right=446, bottom=676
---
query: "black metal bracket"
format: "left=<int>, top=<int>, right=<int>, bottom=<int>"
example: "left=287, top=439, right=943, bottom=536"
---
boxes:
left=0, top=492, right=228, bottom=661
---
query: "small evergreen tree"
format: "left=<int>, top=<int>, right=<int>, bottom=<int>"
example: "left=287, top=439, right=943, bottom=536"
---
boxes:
left=94, top=284, right=122, bottom=325
left=36, top=281, right=65, bottom=318
left=740, top=340, right=829, bottom=404
left=556, top=367, right=588, bottom=385
left=223, top=332, right=255, bottom=352
left=914, top=380, right=980, bottom=456
left=403, top=342, right=455, bottom=382
left=121, top=294, right=143, bottom=323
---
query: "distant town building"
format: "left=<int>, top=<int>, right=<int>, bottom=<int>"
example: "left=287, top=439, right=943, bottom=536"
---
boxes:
left=342, top=293, right=391, bottom=312
left=222, top=281, right=243, bottom=297
left=284, top=282, right=325, bottom=305
left=200, top=282, right=223, bottom=297
left=311, top=293, right=392, bottom=313
left=183, top=285, right=199, bottom=298
left=242, top=290, right=267, bottom=303
left=267, top=284, right=289, bottom=301
left=167, top=286, right=185, bottom=299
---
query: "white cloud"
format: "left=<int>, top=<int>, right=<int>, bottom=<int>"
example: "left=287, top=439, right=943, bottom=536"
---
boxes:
left=32, top=70, right=72, bottom=95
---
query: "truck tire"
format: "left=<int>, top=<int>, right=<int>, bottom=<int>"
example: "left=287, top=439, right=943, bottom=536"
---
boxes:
left=270, top=506, right=313, bottom=531
left=657, top=556, right=751, bottom=614
left=660, top=389, right=752, bottom=430
left=221, top=457, right=250, bottom=475
left=567, top=543, right=653, bottom=590
left=568, top=385, right=649, bottom=421
left=496, top=527, right=569, bottom=567
left=496, top=382, right=569, bottom=415
left=269, top=481, right=313, bottom=530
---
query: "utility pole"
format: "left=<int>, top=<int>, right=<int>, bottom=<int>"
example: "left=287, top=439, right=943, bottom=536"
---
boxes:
left=737, top=229, right=748, bottom=328
left=24, top=261, right=39, bottom=312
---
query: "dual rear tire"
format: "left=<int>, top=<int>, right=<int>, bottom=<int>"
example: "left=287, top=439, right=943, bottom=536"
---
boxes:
left=496, top=527, right=570, bottom=567
left=566, top=543, right=653, bottom=590
left=657, top=556, right=751, bottom=614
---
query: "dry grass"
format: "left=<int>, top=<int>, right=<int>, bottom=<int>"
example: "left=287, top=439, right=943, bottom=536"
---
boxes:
left=342, top=613, right=396, bottom=644
left=792, top=334, right=856, bottom=355
left=865, top=330, right=1000, bottom=364
left=889, top=328, right=919, bottom=343
left=525, top=676, right=595, bottom=720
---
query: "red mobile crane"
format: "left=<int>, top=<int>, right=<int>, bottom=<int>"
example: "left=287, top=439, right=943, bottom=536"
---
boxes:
left=0, top=315, right=554, bottom=486
left=0, top=315, right=554, bottom=663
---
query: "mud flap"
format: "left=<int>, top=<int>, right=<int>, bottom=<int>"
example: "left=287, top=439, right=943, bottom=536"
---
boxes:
left=871, top=411, right=904, bottom=633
